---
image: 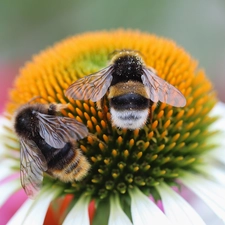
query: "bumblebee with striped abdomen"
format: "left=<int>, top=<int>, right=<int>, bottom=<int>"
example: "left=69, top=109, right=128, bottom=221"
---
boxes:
left=66, top=50, right=186, bottom=130
left=13, top=102, right=90, bottom=198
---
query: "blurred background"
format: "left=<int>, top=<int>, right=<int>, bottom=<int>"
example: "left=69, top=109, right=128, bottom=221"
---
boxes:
left=1, top=0, right=225, bottom=112
left=0, top=1, right=225, bottom=224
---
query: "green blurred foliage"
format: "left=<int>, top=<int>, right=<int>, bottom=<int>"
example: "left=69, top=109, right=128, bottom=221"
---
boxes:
left=0, top=0, right=225, bottom=98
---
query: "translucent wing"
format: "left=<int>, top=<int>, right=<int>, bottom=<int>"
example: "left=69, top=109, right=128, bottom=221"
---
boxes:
left=36, top=112, right=88, bottom=148
left=20, top=138, right=47, bottom=198
left=65, top=65, right=114, bottom=102
left=141, top=67, right=186, bottom=107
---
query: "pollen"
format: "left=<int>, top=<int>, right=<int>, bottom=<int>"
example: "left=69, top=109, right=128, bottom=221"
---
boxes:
left=5, top=30, right=217, bottom=200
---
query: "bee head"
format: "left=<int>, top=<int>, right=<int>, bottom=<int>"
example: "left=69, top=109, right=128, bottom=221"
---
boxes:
left=13, top=105, right=39, bottom=138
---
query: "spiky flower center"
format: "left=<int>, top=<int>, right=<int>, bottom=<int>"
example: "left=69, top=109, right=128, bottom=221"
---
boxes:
left=5, top=30, right=217, bottom=201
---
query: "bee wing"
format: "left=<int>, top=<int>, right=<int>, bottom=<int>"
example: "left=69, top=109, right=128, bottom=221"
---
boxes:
left=65, top=65, right=114, bottom=102
left=141, top=68, right=186, bottom=107
left=20, top=138, right=47, bottom=198
left=36, top=113, right=88, bottom=148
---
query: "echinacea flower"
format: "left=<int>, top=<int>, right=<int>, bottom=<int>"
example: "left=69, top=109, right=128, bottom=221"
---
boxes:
left=0, top=29, right=225, bottom=225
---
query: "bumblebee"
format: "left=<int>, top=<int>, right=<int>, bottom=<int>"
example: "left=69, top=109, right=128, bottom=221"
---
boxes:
left=13, top=103, right=90, bottom=198
left=66, top=50, right=186, bottom=129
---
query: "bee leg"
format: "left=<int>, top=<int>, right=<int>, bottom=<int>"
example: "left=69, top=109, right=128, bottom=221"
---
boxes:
left=96, top=99, right=103, bottom=110
left=55, top=104, right=69, bottom=111
left=88, top=133, right=107, bottom=148
left=48, top=104, right=57, bottom=115
left=149, top=106, right=153, bottom=123
left=97, top=97, right=112, bottom=134
left=48, top=103, right=68, bottom=115
left=97, top=97, right=107, bottom=120
left=148, top=100, right=154, bottom=124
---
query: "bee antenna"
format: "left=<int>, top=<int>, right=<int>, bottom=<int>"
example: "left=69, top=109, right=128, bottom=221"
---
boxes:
left=27, top=96, right=43, bottom=104
left=108, top=49, right=141, bottom=59
left=108, top=49, right=121, bottom=58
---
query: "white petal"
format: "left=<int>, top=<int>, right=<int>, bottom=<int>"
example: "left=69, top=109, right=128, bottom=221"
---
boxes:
left=180, top=172, right=225, bottom=222
left=13, top=187, right=61, bottom=225
left=7, top=199, right=34, bottom=225
left=108, top=195, right=133, bottom=225
left=195, top=164, right=225, bottom=186
left=0, top=160, right=18, bottom=182
left=0, top=116, right=11, bottom=155
left=156, top=183, right=206, bottom=225
left=209, top=102, right=225, bottom=132
left=210, top=102, right=225, bottom=114
left=0, top=115, right=12, bottom=132
left=206, top=140, right=225, bottom=164
left=208, top=149, right=225, bottom=165
left=129, top=187, right=172, bottom=225
left=204, top=102, right=225, bottom=165
left=0, top=115, right=20, bottom=156
left=62, top=195, right=90, bottom=225
left=0, top=179, right=21, bottom=207
left=0, top=116, right=20, bottom=182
